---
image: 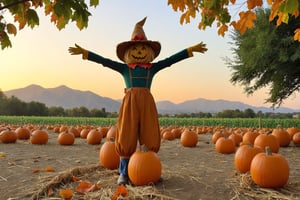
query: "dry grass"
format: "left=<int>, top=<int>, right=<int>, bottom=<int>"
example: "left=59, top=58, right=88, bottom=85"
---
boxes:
left=228, top=173, right=300, bottom=200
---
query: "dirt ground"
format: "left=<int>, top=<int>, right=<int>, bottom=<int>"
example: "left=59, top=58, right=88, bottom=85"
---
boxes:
left=1, top=127, right=300, bottom=200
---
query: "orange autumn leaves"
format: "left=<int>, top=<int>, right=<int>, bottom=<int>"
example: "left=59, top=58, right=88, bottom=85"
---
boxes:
left=168, top=0, right=300, bottom=41
left=58, top=175, right=127, bottom=200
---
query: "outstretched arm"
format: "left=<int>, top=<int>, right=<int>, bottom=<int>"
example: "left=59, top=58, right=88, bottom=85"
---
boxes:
left=187, top=42, right=208, bottom=57
left=68, top=44, right=89, bottom=59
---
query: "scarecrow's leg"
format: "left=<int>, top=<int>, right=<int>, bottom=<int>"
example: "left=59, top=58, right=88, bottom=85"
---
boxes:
left=117, top=157, right=130, bottom=185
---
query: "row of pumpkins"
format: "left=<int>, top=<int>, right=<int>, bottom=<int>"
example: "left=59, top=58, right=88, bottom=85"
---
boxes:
left=0, top=124, right=163, bottom=186
left=1, top=124, right=300, bottom=187
left=210, top=125, right=300, bottom=189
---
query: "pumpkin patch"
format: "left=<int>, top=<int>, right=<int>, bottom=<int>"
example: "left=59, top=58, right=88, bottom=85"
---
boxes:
left=0, top=121, right=299, bottom=199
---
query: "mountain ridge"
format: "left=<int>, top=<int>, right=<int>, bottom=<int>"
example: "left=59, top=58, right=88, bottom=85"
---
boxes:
left=3, top=84, right=300, bottom=114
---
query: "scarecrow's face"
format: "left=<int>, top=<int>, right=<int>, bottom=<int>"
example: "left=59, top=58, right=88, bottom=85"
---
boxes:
left=124, top=43, right=155, bottom=64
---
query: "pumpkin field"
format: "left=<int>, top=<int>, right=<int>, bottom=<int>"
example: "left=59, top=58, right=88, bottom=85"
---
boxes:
left=1, top=117, right=300, bottom=200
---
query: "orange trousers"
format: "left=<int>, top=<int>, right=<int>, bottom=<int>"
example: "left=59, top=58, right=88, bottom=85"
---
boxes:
left=115, top=88, right=161, bottom=157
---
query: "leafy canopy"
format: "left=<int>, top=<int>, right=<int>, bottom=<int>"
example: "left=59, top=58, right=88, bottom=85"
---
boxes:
left=168, top=0, right=300, bottom=39
left=0, top=0, right=99, bottom=49
left=226, top=8, right=300, bottom=107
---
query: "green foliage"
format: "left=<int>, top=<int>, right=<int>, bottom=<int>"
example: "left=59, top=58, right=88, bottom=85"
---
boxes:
left=0, top=0, right=100, bottom=49
left=1, top=116, right=299, bottom=128
left=226, top=8, right=300, bottom=108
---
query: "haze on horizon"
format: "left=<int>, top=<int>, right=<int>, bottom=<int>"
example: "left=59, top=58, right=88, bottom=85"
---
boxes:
left=1, top=0, right=299, bottom=109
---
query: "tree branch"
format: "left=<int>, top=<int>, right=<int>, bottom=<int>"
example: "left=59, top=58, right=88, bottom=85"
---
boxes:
left=0, top=0, right=31, bottom=11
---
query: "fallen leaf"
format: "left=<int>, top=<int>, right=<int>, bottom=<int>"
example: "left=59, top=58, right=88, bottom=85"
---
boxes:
left=32, top=169, right=40, bottom=173
left=44, top=166, right=55, bottom=172
left=59, top=188, right=73, bottom=199
left=72, top=175, right=80, bottom=182
left=111, top=184, right=128, bottom=200
left=75, top=181, right=100, bottom=194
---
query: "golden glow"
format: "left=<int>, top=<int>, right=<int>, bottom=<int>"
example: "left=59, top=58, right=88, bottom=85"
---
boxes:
left=0, top=0, right=299, bottom=109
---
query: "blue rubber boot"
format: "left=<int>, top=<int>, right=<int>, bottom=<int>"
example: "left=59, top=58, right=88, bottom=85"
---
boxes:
left=117, top=158, right=129, bottom=185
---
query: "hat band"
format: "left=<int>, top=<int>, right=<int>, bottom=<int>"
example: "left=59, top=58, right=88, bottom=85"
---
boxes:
left=132, top=35, right=146, bottom=41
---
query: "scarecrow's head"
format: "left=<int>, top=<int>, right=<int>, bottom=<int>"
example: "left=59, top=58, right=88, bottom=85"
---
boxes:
left=117, top=17, right=161, bottom=63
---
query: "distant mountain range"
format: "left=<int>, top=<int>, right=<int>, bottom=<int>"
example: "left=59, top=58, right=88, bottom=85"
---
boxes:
left=3, top=84, right=300, bottom=114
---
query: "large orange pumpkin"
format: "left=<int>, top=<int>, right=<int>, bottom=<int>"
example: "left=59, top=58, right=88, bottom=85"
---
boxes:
left=30, top=129, right=48, bottom=144
left=242, top=130, right=260, bottom=145
left=0, top=128, right=17, bottom=143
left=180, top=129, right=198, bottom=147
left=271, top=126, right=291, bottom=147
left=250, top=146, right=289, bottom=188
left=106, top=125, right=117, bottom=140
left=86, top=129, right=102, bottom=145
left=254, top=132, right=279, bottom=153
left=15, top=126, right=31, bottom=140
left=99, top=138, right=120, bottom=169
left=292, top=132, right=300, bottom=146
left=58, top=131, right=75, bottom=145
left=128, top=146, right=162, bottom=186
left=234, top=144, right=263, bottom=173
left=286, top=127, right=300, bottom=138
left=215, top=137, right=236, bottom=154
left=68, top=126, right=80, bottom=138
left=212, top=130, right=224, bottom=144
left=80, top=128, right=90, bottom=139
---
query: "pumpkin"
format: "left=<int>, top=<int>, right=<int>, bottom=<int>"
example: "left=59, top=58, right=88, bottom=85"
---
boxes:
left=59, top=125, right=68, bottom=133
left=0, top=128, right=17, bottom=143
left=286, top=127, right=300, bottom=138
left=162, top=130, right=175, bottom=141
left=271, top=125, right=291, bottom=147
left=99, top=138, right=120, bottom=169
left=212, top=130, right=224, bottom=144
left=86, top=129, right=102, bottom=145
left=171, top=127, right=182, bottom=138
left=250, top=146, right=289, bottom=188
left=124, top=43, right=155, bottom=64
left=53, top=126, right=60, bottom=133
left=15, top=126, right=31, bottom=140
left=292, top=132, right=300, bottom=146
left=106, top=125, right=117, bottom=140
left=228, top=132, right=243, bottom=146
left=128, top=146, right=162, bottom=186
left=254, top=132, right=280, bottom=153
left=234, top=144, right=263, bottom=173
left=80, top=128, right=90, bottom=139
left=68, top=126, right=80, bottom=137
left=215, top=137, right=236, bottom=154
left=30, top=129, right=48, bottom=144
left=98, top=126, right=109, bottom=138
left=58, top=130, right=75, bottom=145
left=242, top=130, right=260, bottom=145
left=180, top=129, right=198, bottom=147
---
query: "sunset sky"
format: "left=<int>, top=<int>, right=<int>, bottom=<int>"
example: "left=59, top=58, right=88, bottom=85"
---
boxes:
left=1, top=0, right=300, bottom=110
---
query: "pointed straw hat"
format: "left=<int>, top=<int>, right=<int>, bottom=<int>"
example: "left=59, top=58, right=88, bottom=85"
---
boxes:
left=116, top=17, right=161, bottom=62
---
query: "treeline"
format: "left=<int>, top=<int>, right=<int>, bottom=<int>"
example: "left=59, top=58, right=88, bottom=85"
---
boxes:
left=161, top=109, right=298, bottom=119
left=0, top=91, right=298, bottom=118
left=0, top=91, right=118, bottom=117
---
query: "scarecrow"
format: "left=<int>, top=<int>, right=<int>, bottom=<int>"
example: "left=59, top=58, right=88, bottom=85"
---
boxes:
left=68, top=17, right=207, bottom=185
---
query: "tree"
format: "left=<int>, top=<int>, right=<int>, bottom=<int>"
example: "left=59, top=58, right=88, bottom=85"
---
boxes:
left=168, top=0, right=300, bottom=40
left=26, top=101, right=48, bottom=116
left=0, top=0, right=99, bottom=49
left=226, top=8, right=300, bottom=107
left=1, top=0, right=299, bottom=50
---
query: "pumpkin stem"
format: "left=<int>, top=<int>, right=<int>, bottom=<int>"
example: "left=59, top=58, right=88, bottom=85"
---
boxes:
left=265, top=146, right=272, bottom=156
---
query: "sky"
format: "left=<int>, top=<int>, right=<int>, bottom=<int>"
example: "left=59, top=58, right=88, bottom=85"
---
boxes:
left=1, top=0, right=300, bottom=110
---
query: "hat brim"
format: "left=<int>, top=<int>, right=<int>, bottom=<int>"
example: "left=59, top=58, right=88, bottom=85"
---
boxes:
left=117, top=40, right=161, bottom=62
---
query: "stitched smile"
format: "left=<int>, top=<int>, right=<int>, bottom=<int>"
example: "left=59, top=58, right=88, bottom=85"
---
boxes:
left=132, top=55, right=146, bottom=60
